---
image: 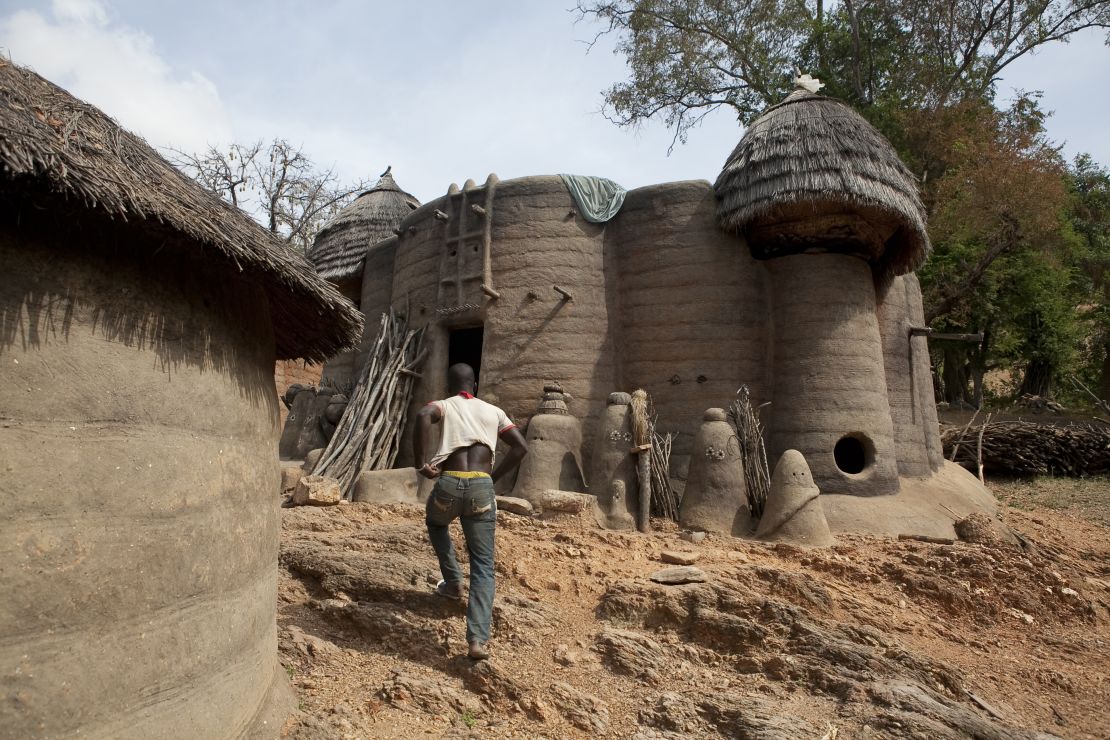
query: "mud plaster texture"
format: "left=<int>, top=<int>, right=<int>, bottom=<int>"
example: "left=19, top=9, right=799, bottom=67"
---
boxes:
left=341, top=174, right=982, bottom=537
left=511, top=387, right=586, bottom=505
left=274, top=359, right=323, bottom=427
left=679, top=408, right=751, bottom=536
left=0, top=211, right=290, bottom=738
left=756, top=450, right=836, bottom=547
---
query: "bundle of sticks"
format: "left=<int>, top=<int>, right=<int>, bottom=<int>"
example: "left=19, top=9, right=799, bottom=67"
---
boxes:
left=649, top=429, right=679, bottom=521
left=727, top=385, right=771, bottom=518
left=312, top=309, right=426, bottom=498
left=942, top=420, right=1110, bottom=477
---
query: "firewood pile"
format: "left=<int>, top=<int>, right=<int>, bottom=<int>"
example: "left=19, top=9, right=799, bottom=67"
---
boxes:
left=728, top=385, right=771, bottom=518
left=942, top=421, right=1110, bottom=477
left=312, top=310, right=426, bottom=498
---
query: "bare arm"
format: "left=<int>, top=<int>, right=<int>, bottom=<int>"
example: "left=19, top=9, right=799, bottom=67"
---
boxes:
left=413, top=403, right=443, bottom=479
left=491, top=427, right=528, bottom=483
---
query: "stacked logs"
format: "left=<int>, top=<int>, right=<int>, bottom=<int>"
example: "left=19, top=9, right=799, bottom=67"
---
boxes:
left=649, top=429, right=679, bottom=521
left=312, top=310, right=426, bottom=498
left=942, top=421, right=1110, bottom=477
left=728, top=385, right=771, bottom=518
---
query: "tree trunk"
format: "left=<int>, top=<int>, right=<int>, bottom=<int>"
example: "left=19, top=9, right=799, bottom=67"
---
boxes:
left=1018, top=358, right=1053, bottom=398
left=942, top=346, right=969, bottom=406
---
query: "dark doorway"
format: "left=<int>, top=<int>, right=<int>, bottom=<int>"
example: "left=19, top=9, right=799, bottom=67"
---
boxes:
left=448, top=325, right=484, bottom=389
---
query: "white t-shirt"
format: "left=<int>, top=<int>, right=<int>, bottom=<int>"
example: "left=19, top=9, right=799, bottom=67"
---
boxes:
left=428, top=393, right=516, bottom=466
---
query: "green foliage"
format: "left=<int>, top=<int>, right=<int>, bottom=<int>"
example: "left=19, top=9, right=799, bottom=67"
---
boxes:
left=461, top=710, right=477, bottom=728
left=578, top=0, right=1110, bottom=402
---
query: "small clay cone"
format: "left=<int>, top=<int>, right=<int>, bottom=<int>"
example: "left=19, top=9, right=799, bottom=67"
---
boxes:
left=679, top=408, right=751, bottom=536
left=755, top=449, right=835, bottom=547
left=512, top=383, right=586, bottom=504
left=590, top=392, right=637, bottom=530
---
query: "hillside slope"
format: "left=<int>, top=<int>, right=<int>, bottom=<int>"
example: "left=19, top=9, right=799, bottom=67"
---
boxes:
left=277, top=487, right=1109, bottom=738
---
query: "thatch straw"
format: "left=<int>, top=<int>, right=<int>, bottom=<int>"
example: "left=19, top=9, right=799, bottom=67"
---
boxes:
left=629, top=389, right=651, bottom=446
left=0, top=59, right=361, bottom=361
left=714, top=89, right=929, bottom=281
left=308, top=171, right=419, bottom=282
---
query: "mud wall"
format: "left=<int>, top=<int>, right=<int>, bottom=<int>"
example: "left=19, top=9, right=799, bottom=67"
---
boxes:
left=764, top=253, right=900, bottom=496
left=877, top=275, right=932, bottom=477
left=389, top=177, right=617, bottom=476
left=608, top=181, right=769, bottom=474
left=319, top=276, right=362, bottom=391
left=274, top=359, right=324, bottom=425
left=354, top=236, right=400, bottom=375
left=0, top=215, right=287, bottom=738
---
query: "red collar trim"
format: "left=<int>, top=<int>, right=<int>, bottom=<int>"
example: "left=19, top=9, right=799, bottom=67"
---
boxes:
left=457, top=391, right=476, bottom=399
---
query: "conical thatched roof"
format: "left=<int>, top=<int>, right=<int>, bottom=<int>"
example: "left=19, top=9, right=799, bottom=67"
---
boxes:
left=308, top=170, right=419, bottom=282
left=714, top=89, right=929, bottom=278
left=0, top=60, right=361, bottom=361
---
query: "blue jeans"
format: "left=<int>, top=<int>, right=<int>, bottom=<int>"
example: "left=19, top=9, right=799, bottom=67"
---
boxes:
left=425, top=473, right=496, bottom=644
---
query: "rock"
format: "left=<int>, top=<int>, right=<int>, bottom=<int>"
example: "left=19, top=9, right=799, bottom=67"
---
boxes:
left=649, top=566, right=708, bottom=585
left=378, top=669, right=482, bottom=716
left=291, top=474, right=342, bottom=506
left=954, top=512, right=1012, bottom=546
left=660, top=550, right=700, bottom=566
left=540, top=489, right=592, bottom=513
left=549, top=681, right=609, bottom=734
left=553, top=643, right=580, bottom=666
left=596, top=628, right=665, bottom=683
left=679, top=408, right=751, bottom=536
left=679, top=530, right=706, bottom=544
left=280, top=465, right=304, bottom=495
left=755, top=450, right=835, bottom=547
left=496, top=496, right=535, bottom=516
left=302, top=448, right=325, bottom=473
left=351, top=468, right=421, bottom=505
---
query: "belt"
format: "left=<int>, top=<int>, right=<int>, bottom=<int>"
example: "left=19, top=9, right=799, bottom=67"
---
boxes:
left=442, top=471, right=491, bottom=479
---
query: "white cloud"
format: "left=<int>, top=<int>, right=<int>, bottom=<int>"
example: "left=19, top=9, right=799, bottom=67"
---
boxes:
left=0, top=0, right=233, bottom=153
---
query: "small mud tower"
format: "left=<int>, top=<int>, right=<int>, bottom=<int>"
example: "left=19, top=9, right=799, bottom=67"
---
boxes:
left=307, top=168, right=420, bottom=389
left=715, top=84, right=931, bottom=496
left=0, top=62, right=362, bottom=738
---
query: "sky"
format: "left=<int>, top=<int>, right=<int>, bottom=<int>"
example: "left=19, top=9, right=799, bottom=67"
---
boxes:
left=1, top=0, right=1107, bottom=205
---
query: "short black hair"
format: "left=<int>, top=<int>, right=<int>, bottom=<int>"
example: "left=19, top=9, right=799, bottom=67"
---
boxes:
left=448, top=363, right=476, bottom=393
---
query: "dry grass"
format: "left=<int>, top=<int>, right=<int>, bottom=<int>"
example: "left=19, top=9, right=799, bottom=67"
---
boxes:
left=990, top=475, right=1110, bottom=527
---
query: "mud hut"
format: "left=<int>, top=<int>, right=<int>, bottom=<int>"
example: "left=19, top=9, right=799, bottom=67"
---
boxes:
left=307, top=168, right=419, bottom=389
left=341, top=84, right=992, bottom=539
left=0, top=60, right=361, bottom=738
left=714, top=87, right=935, bottom=498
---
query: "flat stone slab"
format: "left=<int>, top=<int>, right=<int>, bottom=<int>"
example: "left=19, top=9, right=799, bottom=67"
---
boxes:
left=679, top=530, right=707, bottom=544
left=497, top=496, right=535, bottom=516
left=540, top=489, right=592, bottom=513
left=649, top=566, right=708, bottom=585
left=351, top=468, right=420, bottom=505
left=660, top=550, right=701, bottom=566
left=292, top=474, right=341, bottom=506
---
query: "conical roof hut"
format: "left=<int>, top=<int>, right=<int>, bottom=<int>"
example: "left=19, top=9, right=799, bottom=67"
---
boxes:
left=308, top=169, right=420, bottom=282
left=1, top=59, right=362, bottom=737
left=0, top=60, right=362, bottom=361
left=714, top=89, right=929, bottom=280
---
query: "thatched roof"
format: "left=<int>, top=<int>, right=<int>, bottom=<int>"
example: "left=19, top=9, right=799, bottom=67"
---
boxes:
left=0, top=59, right=362, bottom=362
left=714, top=89, right=929, bottom=278
left=308, top=170, right=419, bottom=282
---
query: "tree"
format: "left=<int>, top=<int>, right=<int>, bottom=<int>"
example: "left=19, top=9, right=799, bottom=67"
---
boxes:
left=171, top=139, right=370, bottom=254
left=577, top=1, right=1110, bottom=140
left=577, top=0, right=1110, bottom=403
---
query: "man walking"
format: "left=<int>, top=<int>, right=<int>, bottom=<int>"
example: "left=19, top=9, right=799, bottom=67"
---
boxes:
left=414, top=363, right=528, bottom=660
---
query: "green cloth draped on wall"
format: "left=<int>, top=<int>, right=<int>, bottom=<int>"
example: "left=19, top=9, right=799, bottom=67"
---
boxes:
left=559, top=174, right=627, bottom=223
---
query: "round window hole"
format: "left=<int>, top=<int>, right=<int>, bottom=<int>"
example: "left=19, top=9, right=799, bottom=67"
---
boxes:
left=833, top=434, right=874, bottom=475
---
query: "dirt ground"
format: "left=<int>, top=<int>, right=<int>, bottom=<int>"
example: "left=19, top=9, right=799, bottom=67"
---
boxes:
left=277, top=477, right=1110, bottom=739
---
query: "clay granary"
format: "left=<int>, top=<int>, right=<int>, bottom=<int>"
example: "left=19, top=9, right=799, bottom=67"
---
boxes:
left=0, top=61, right=361, bottom=736
left=313, top=84, right=993, bottom=537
